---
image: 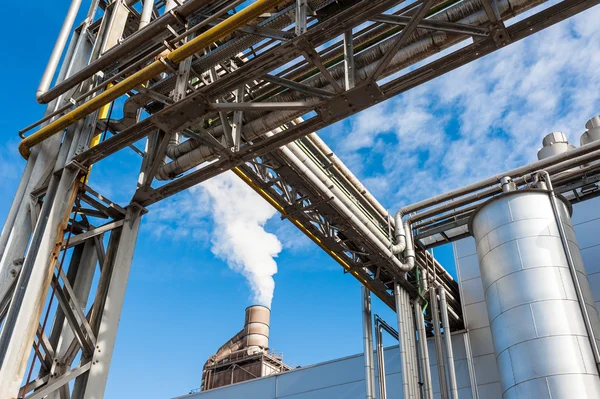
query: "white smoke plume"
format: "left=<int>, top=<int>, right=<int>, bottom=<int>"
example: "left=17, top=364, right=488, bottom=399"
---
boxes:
left=196, top=171, right=282, bottom=307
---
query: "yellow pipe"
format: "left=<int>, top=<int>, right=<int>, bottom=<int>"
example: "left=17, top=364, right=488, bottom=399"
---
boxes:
left=19, top=0, right=288, bottom=159
left=82, top=83, right=114, bottom=184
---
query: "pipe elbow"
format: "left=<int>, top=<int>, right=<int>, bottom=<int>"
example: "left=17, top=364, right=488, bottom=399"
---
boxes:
left=18, top=141, right=31, bottom=160
left=35, top=90, right=47, bottom=104
left=391, top=210, right=406, bottom=254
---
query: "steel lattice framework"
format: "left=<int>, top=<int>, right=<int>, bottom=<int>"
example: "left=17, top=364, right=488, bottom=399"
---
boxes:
left=0, top=0, right=598, bottom=397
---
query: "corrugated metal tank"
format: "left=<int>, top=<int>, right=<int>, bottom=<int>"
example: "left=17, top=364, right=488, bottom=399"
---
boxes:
left=470, top=189, right=600, bottom=398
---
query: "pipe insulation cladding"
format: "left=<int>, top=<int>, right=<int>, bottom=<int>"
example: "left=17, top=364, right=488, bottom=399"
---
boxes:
left=469, top=189, right=600, bottom=398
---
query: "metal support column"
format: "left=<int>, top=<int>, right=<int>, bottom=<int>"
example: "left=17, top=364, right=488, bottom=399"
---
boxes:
left=439, top=287, right=458, bottom=399
left=362, top=286, right=376, bottom=399
left=0, top=166, right=81, bottom=399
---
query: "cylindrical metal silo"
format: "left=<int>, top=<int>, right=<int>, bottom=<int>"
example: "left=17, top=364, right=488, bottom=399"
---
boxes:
left=469, top=189, right=600, bottom=398
left=244, top=305, right=270, bottom=351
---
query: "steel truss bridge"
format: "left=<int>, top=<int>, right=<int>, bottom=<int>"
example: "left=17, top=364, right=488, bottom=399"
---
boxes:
left=0, top=0, right=597, bottom=397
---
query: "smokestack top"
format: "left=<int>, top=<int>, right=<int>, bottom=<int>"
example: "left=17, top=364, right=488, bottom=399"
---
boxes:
left=245, top=305, right=270, bottom=350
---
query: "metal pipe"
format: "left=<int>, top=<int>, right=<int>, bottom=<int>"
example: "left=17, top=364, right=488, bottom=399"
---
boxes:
left=539, top=171, right=600, bottom=371
left=402, top=133, right=600, bottom=217
left=35, top=0, right=214, bottom=105
left=19, top=0, right=289, bottom=159
left=439, top=286, right=458, bottom=399
left=415, top=297, right=433, bottom=399
left=375, top=323, right=387, bottom=399
left=430, top=286, right=448, bottom=399
left=139, top=0, right=155, bottom=29
left=463, top=332, right=479, bottom=399
left=276, top=138, right=413, bottom=275
left=409, top=143, right=600, bottom=231
left=36, top=0, right=83, bottom=100
left=394, top=283, right=411, bottom=399
left=362, top=287, right=377, bottom=399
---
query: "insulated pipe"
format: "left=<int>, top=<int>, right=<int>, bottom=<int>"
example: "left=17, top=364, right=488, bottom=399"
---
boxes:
left=36, top=0, right=83, bottom=101
left=415, top=296, right=433, bottom=399
left=394, top=283, right=411, bottom=399
left=375, top=324, right=387, bottom=399
left=139, top=0, right=155, bottom=29
left=306, top=133, right=389, bottom=221
left=283, top=138, right=415, bottom=273
left=540, top=171, right=600, bottom=371
left=431, top=286, right=448, bottom=399
left=439, top=286, right=459, bottom=399
left=19, top=0, right=289, bottom=159
left=362, top=287, right=377, bottom=399
left=277, top=140, right=413, bottom=275
left=36, top=0, right=215, bottom=105
left=401, top=130, right=600, bottom=217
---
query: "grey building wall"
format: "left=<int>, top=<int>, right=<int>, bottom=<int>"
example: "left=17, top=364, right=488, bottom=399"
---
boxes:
left=174, top=197, right=600, bottom=399
left=175, top=333, right=475, bottom=399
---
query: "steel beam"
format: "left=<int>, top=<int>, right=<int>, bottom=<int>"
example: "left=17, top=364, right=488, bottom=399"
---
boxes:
left=77, top=205, right=142, bottom=399
left=0, top=166, right=81, bottom=399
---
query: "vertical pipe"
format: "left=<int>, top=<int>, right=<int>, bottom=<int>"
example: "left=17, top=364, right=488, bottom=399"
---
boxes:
left=463, top=332, right=479, bottom=399
left=139, top=0, right=154, bottom=29
left=394, top=283, right=411, bottom=399
left=415, top=300, right=433, bottom=399
left=541, top=171, right=600, bottom=370
left=430, top=286, right=448, bottom=399
left=362, top=287, right=376, bottom=399
left=375, top=323, right=387, bottom=399
left=36, top=0, right=83, bottom=100
left=343, top=30, right=355, bottom=90
left=405, top=291, right=417, bottom=399
left=439, top=287, right=458, bottom=399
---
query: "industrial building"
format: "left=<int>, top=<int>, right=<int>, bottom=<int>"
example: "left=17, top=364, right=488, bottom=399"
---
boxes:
left=0, top=0, right=599, bottom=398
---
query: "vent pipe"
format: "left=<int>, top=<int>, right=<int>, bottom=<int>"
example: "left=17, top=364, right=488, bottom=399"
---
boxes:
left=581, top=116, right=600, bottom=145
left=537, top=132, right=575, bottom=160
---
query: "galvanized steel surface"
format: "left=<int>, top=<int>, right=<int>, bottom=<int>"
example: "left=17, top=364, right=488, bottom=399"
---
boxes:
left=470, top=190, right=600, bottom=398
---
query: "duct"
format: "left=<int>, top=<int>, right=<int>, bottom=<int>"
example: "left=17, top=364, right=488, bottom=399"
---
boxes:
left=439, top=286, right=459, bottom=399
left=36, top=0, right=83, bottom=101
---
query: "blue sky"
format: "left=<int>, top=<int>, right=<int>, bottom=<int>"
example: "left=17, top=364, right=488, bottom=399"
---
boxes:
left=1, top=1, right=600, bottom=398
